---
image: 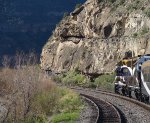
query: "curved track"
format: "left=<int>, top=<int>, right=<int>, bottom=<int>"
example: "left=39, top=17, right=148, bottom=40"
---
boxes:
left=72, top=87, right=150, bottom=111
left=81, top=95, right=99, bottom=123
left=81, top=94, right=124, bottom=123
left=71, top=87, right=150, bottom=123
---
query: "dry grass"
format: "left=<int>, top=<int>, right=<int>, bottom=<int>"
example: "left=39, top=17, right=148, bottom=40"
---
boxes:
left=0, top=52, right=84, bottom=123
left=0, top=68, right=16, bottom=95
left=0, top=52, right=55, bottom=122
left=0, top=66, right=55, bottom=122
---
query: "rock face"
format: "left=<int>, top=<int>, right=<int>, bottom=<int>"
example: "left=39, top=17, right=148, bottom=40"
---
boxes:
left=41, top=0, right=150, bottom=75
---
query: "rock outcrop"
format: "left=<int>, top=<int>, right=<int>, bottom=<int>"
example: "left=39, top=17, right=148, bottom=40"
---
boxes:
left=41, top=0, right=150, bottom=75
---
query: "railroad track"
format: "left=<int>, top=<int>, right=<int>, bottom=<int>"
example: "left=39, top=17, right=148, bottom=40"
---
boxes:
left=71, top=87, right=150, bottom=110
left=81, top=94, right=124, bottom=123
left=70, top=87, right=150, bottom=123
left=81, top=95, right=99, bottom=123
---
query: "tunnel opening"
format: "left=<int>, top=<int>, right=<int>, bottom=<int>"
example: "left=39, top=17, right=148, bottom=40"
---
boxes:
left=104, top=25, right=112, bottom=38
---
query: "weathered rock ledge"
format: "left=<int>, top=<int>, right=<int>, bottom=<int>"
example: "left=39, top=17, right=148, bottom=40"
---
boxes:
left=41, top=0, right=150, bottom=75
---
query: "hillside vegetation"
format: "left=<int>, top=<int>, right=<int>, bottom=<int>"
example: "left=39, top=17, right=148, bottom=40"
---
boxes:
left=53, top=68, right=115, bottom=91
left=0, top=52, right=83, bottom=123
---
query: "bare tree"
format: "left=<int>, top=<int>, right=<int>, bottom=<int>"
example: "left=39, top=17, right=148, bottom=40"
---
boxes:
left=14, top=51, right=25, bottom=69
left=0, top=51, right=52, bottom=122
left=2, top=55, right=11, bottom=68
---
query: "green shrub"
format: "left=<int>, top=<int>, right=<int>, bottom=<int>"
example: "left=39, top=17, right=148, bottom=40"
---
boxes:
left=23, top=115, right=48, bottom=123
left=52, top=74, right=64, bottom=83
left=144, top=8, right=150, bottom=18
left=133, top=33, right=138, bottom=38
left=58, top=90, right=83, bottom=113
left=94, top=74, right=115, bottom=91
left=54, top=69, right=115, bottom=90
left=51, top=112, right=79, bottom=123
left=109, top=0, right=116, bottom=3
left=118, top=0, right=125, bottom=5
left=31, top=88, right=61, bottom=115
left=132, top=26, right=149, bottom=38
left=1, top=53, right=84, bottom=123
left=108, top=0, right=125, bottom=5
left=63, top=12, right=69, bottom=18
left=49, top=89, right=83, bottom=123
left=30, top=87, right=83, bottom=123
left=140, top=26, right=149, bottom=36
left=127, top=4, right=137, bottom=12
left=75, top=3, right=82, bottom=9
left=84, top=81, right=97, bottom=88
left=110, top=0, right=125, bottom=11
left=61, top=70, right=88, bottom=86
left=127, top=0, right=142, bottom=12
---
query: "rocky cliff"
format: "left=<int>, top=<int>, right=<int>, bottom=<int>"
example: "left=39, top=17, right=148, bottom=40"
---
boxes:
left=41, top=0, right=150, bottom=75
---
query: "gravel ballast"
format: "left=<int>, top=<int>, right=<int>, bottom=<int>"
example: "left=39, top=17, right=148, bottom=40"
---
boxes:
left=74, top=89, right=150, bottom=123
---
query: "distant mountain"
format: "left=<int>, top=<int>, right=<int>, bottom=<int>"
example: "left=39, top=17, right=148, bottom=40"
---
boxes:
left=0, top=0, right=85, bottom=60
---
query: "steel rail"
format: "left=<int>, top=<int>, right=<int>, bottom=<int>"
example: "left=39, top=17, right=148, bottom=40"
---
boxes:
left=71, top=87, right=150, bottom=111
left=81, top=95, right=100, bottom=123
left=81, top=93, right=122, bottom=123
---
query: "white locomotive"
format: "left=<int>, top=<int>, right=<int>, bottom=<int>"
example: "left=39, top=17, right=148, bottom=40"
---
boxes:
left=114, top=54, right=150, bottom=103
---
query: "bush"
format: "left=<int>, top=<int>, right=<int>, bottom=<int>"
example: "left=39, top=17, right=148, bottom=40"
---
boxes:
left=144, top=8, right=150, bottom=18
left=61, top=70, right=88, bottom=86
left=109, top=0, right=117, bottom=3
left=94, top=74, right=115, bottom=91
left=0, top=52, right=84, bottom=123
left=30, top=88, right=83, bottom=123
left=63, top=12, right=69, bottom=18
left=49, top=89, right=83, bottom=123
left=51, top=112, right=79, bottom=123
left=31, top=87, right=83, bottom=114
left=58, top=89, right=83, bottom=113
left=133, top=33, right=138, bottom=38
left=75, top=3, right=82, bottom=9
left=140, top=26, right=149, bottom=36
left=52, top=75, right=63, bottom=83
left=23, top=115, right=48, bottom=123
left=118, top=0, right=125, bottom=5
left=0, top=65, right=54, bottom=122
left=31, top=87, right=60, bottom=115
left=53, top=69, right=115, bottom=90
left=127, top=0, right=142, bottom=12
left=132, top=26, right=149, bottom=38
left=107, top=0, right=125, bottom=5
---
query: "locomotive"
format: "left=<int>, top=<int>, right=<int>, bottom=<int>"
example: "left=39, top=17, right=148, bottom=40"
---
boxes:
left=114, top=54, right=150, bottom=103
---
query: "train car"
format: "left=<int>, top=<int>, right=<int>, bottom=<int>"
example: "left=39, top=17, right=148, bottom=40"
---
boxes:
left=115, top=54, right=150, bottom=103
left=114, top=65, right=134, bottom=96
left=140, top=59, right=150, bottom=102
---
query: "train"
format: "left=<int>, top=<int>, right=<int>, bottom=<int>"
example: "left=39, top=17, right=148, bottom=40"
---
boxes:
left=114, top=54, right=150, bottom=103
